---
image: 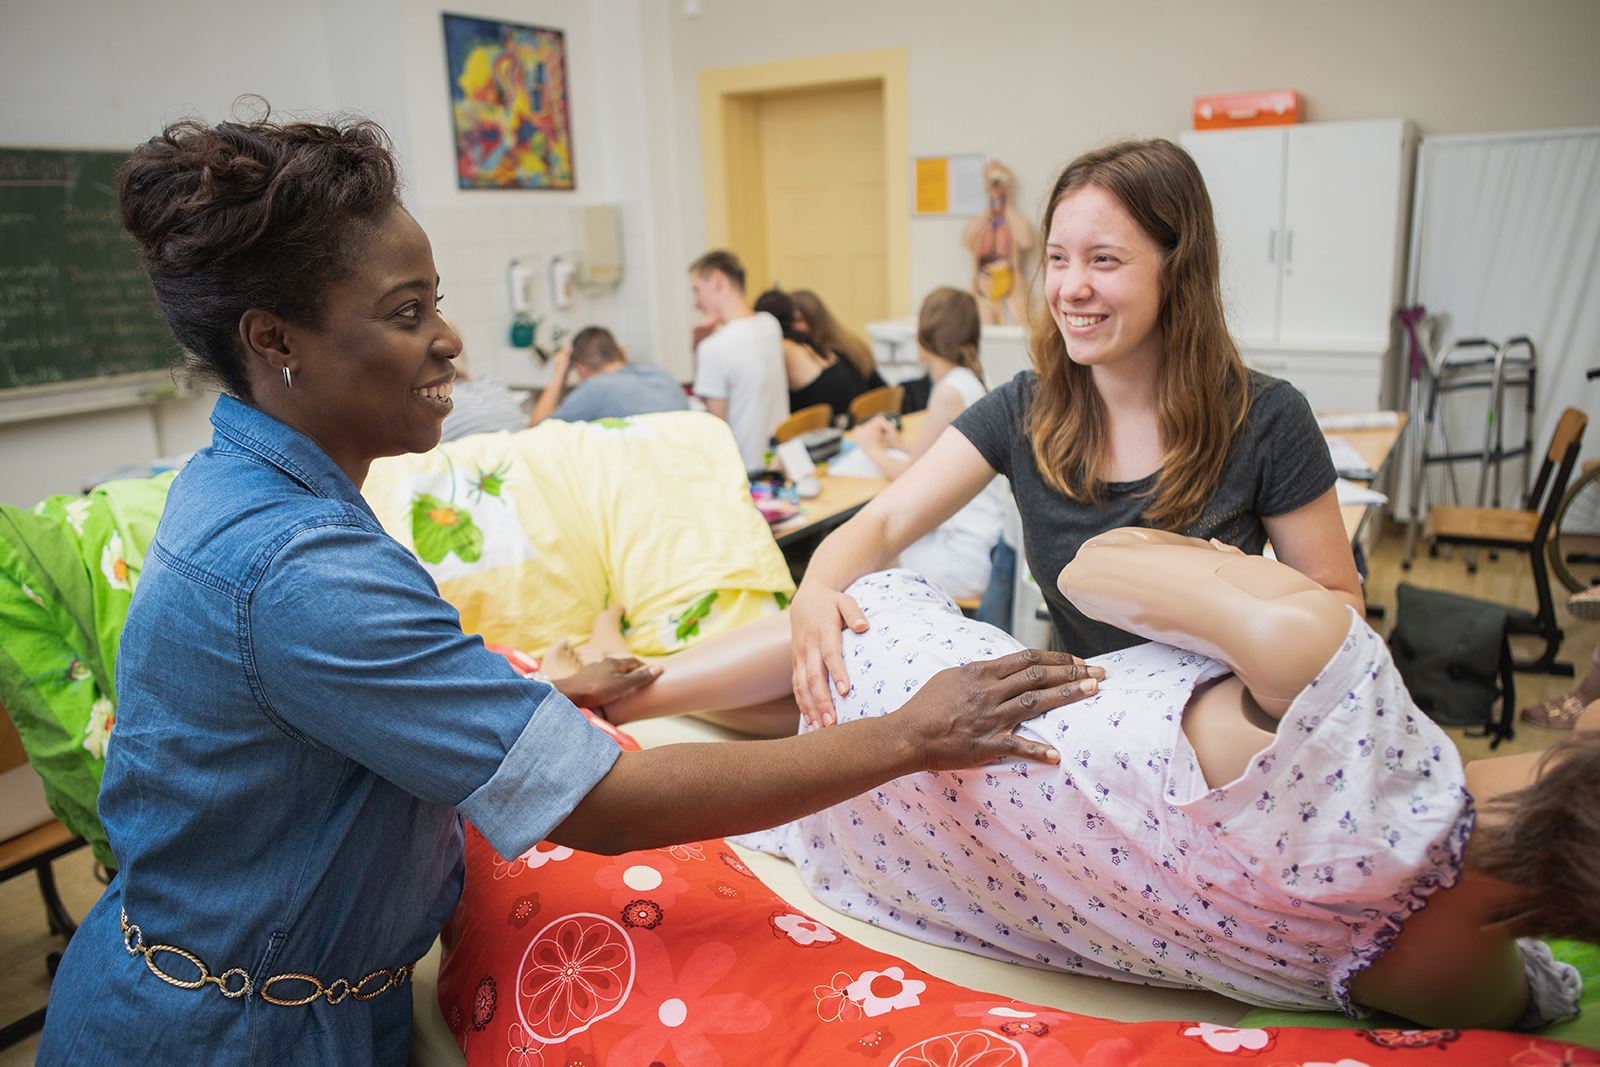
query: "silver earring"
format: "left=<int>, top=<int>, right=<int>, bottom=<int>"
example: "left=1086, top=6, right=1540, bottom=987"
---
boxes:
left=282, top=366, right=293, bottom=389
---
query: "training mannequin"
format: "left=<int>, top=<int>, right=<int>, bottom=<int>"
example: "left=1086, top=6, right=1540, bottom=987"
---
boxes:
left=962, top=160, right=1034, bottom=326
left=538, top=606, right=803, bottom=738
left=733, top=531, right=1593, bottom=1029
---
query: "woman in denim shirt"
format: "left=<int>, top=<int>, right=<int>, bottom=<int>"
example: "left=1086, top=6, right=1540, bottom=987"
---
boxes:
left=36, top=111, right=1102, bottom=1066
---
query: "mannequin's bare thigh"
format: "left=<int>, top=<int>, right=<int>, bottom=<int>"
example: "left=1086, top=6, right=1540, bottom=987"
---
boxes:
left=1182, top=674, right=1280, bottom=788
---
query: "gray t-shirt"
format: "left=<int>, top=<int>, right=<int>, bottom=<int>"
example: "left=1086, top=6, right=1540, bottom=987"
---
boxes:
left=551, top=363, right=689, bottom=423
left=952, top=370, right=1336, bottom=656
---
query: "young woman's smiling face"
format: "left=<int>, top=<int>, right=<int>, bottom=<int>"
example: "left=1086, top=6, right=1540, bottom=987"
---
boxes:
left=278, top=206, right=460, bottom=484
left=1043, top=184, right=1165, bottom=378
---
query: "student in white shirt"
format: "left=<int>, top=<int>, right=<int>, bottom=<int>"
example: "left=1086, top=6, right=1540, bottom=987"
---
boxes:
left=688, top=250, right=788, bottom=473
left=850, top=287, right=1008, bottom=600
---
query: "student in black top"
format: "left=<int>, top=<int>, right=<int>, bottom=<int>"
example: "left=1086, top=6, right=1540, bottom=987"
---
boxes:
left=790, top=288, right=886, bottom=397
left=755, top=288, right=878, bottom=420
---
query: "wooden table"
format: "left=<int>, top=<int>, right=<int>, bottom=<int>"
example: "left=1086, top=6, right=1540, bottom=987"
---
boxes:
left=1330, top=413, right=1407, bottom=542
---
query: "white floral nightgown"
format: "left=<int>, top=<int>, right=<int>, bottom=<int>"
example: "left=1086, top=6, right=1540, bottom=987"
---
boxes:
left=735, top=569, right=1474, bottom=1015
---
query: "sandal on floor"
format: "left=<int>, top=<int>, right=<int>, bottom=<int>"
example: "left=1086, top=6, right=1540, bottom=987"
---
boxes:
left=1520, top=691, right=1590, bottom=731
left=1567, top=585, right=1600, bottom=622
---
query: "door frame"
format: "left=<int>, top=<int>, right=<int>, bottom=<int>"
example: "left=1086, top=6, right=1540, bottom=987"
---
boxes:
left=698, top=48, right=909, bottom=317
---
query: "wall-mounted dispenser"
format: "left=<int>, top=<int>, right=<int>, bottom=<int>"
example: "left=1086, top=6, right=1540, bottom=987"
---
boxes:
left=507, top=259, right=542, bottom=356
left=549, top=254, right=577, bottom=309
left=508, top=259, right=535, bottom=313
left=570, top=205, right=622, bottom=289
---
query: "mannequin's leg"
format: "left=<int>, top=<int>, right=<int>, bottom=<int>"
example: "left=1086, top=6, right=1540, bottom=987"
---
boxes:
left=1061, top=530, right=1352, bottom=718
left=575, top=605, right=631, bottom=664
left=597, top=610, right=797, bottom=732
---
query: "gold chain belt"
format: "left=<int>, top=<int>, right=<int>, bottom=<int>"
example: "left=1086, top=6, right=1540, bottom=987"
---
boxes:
left=120, top=908, right=415, bottom=1006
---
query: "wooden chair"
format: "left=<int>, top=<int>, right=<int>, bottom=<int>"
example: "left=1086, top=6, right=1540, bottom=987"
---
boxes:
left=0, top=701, right=88, bottom=1047
left=1423, top=406, right=1588, bottom=674
left=774, top=403, right=833, bottom=444
left=848, top=385, right=904, bottom=425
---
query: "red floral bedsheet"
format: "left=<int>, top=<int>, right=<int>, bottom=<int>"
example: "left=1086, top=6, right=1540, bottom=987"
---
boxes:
left=437, top=714, right=1591, bottom=1067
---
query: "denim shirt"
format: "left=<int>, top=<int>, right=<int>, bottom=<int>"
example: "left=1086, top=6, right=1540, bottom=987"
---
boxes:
left=40, top=395, right=620, bottom=1066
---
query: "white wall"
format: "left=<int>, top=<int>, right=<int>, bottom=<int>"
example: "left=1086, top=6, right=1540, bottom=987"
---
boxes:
left=0, top=0, right=661, bottom=506
left=656, top=0, right=1600, bottom=326
left=393, top=0, right=668, bottom=385
left=0, top=0, right=408, bottom=506
left=5, top=0, right=1600, bottom=505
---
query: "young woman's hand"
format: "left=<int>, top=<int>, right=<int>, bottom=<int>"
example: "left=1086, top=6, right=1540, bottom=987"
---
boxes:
left=789, top=583, right=870, bottom=728
left=889, top=648, right=1102, bottom=769
left=553, top=657, right=662, bottom=713
left=850, top=415, right=903, bottom=451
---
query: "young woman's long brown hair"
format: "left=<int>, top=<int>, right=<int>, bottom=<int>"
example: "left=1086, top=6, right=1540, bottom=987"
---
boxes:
left=791, top=289, right=877, bottom=382
left=1027, top=139, right=1250, bottom=530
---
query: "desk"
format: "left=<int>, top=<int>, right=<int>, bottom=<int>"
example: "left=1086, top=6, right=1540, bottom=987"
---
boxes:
left=1332, top=414, right=1407, bottom=543
left=769, top=411, right=927, bottom=547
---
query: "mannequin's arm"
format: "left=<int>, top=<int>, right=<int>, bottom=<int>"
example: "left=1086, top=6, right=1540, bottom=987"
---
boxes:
left=1060, top=529, right=1352, bottom=717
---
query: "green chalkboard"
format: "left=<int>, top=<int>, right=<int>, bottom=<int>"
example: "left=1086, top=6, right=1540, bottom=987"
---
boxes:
left=0, top=147, right=179, bottom=391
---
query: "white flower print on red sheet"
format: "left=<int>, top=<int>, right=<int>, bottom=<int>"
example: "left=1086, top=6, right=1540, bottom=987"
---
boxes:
left=846, top=966, right=927, bottom=1017
left=769, top=910, right=839, bottom=947
left=495, top=840, right=574, bottom=880
left=1181, top=1022, right=1275, bottom=1053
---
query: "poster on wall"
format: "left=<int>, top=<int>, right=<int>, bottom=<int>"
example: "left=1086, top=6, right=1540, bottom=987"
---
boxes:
left=443, top=13, right=575, bottom=190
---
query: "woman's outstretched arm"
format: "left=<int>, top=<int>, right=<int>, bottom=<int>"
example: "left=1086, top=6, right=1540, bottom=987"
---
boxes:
left=548, top=647, right=1096, bottom=853
left=791, top=429, right=1000, bottom=725
left=1060, top=528, right=1352, bottom=717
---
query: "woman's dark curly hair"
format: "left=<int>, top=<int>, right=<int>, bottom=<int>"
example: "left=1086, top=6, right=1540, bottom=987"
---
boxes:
left=119, top=101, right=401, bottom=399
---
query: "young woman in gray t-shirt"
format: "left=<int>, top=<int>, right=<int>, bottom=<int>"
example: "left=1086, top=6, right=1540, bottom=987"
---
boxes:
left=790, top=139, right=1364, bottom=726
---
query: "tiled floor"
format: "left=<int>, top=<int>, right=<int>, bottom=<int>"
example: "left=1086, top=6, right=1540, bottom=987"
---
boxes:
left=2, top=524, right=1594, bottom=1065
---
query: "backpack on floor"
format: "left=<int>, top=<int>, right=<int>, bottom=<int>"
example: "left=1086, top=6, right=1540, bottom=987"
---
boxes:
left=1387, top=582, right=1529, bottom=747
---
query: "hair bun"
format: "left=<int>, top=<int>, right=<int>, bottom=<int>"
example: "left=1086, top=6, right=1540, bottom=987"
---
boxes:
left=116, top=103, right=400, bottom=400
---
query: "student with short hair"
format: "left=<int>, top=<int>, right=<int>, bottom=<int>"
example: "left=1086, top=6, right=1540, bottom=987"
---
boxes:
left=688, top=250, right=788, bottom=473
left=528, top=326, right=687, bottom=425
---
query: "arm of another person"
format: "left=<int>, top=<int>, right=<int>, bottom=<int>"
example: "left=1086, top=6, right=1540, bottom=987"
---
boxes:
left=793, top=429, right=1052, bottom=726
left=527, top=346, right=572, bottom=427
left=1260, top=487, right=1365, bottom=616
left=549, top=646, right=1099, bottom=854
left=850, top=379, right=965, bottom=481
left=691, top=340, right=731, bottom=421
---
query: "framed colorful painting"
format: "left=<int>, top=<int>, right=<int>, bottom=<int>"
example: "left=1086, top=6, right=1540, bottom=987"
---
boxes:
left=443, top=14, right=575, bottom=190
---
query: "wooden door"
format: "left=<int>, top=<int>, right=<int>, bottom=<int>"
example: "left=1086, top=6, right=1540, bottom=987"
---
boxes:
left=756, top=83, right=887, bottom=332
left=1182, top=127, right=1286, bottom=347
left=1280, top=120, right=1407, bottom=349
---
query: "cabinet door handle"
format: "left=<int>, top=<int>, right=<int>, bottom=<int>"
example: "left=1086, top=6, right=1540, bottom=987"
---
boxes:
left=1285, top=230, right=1294, bottom=264
left=1268, top=228, right=1276, bottom=263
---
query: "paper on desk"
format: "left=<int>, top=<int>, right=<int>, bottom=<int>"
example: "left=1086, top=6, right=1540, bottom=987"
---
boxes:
left=1335, top=477, right=1388, bottom=507
left=825, top=444, right=908, bottom=479
left=1316, top=410, right=1400, bottom=432
left=1324, top=435, right=1378, bottom=481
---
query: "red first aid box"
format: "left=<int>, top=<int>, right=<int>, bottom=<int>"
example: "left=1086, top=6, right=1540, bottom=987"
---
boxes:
left=1193, top=90, right=1302, bottom=130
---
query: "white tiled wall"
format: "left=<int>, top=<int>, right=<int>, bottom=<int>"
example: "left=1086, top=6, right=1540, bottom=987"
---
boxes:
left=414, top=201, right=659, bottom=389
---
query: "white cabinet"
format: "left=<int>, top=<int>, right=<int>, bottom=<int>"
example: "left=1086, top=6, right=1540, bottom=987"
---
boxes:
left=1182, top=119, right=1417, bottom=409
left=1182, top=127, right=1285, bottom=343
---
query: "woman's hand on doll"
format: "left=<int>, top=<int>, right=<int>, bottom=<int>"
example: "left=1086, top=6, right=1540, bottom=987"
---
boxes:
left=790, top=585, right=871, bottom=728
left=891, top=648, right=1103, bottom=769
left=553, top=656, right=662, bottom=713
